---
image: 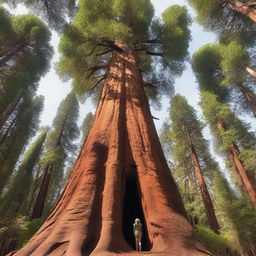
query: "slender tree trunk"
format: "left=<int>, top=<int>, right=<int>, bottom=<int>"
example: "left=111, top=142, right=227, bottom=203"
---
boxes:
left=227, top=0, right=256, bottom=22
left=9, top=44, right=209, bottom=256
left=30, top=164, right=53, bottom=220
left=185, top=125, right=220, bottom=234
left=217, top=120, right=256, bottom=205
left=239, top=85, right=256, bottom=117
left=0, top=42, right=27, bottom=68
left=0, top=91, right=23, bottom=130
left=0, top=116, right=16, bottom=146
left=246, top=66, right=256, bottom=78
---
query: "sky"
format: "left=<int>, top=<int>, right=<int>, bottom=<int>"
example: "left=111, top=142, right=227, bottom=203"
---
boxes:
left=7, top=0, right=255, bottom=173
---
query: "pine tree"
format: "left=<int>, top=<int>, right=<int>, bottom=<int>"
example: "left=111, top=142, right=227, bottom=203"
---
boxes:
left=1, top=0, right=77, bottom=29
left=11, top=2, right=212, bottom=255
left=162, top=94, right=220, bottom=234
left=192, top=44, right=256, bottom=118
left=0, top=7, right=52, bottom=130
left=0, top=95, right=44, bottom=193
left=0, top=128, right=48, bottom=215
left=193, top=47, right=256, bottom=205
left=189, top=0, right=256, bottom=33
left=213, top=172, right=256, bottom=255
left=0, top=129, right=47, bottom=255
left=30, top=92, right=79, bottom=220
left=0, top=9, right=52, bottom=70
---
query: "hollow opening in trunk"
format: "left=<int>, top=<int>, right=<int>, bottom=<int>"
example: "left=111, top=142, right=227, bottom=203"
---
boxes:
left=122, top=166, right=151, bottom=251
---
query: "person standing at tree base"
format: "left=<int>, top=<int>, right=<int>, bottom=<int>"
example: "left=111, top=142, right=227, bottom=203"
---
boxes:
left=133, top=218, right=142, bottom=252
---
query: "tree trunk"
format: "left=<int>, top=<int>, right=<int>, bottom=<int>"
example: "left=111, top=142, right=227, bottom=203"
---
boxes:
left=239, top=85, right=256, bottom=117
left=9, top=44, right=209, bottom=256
left=30, top=164, right=53, bottom=220
left=227, top=0, right=256, bottom=22
left=246, top=66, right=256, bottom=78
left=0, top=41, right=27, bottom=68
left=0, top=91, right=23, bottom=130
left=217, top=120, right=256, bottom=206
left=185, top=125, right=220, bottom=234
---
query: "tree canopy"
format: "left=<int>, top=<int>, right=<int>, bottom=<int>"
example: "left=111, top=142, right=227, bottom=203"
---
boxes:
left=58, top=1, right=191, bottom=99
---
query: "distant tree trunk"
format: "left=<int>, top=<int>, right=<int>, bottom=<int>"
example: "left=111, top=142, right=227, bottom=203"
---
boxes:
left=0, top=41, right=27, bottom=68
left=0, top=117, right=16, bottom=146
left=0, top=91, right=23, bottom=130
left=30, top=164, right=53, bottom=220
left=9, top=44, right=209, bottom=256
left=239, top=85, right=256, bottom=117
left=246, top=66, right=256, bottom=78
left=227, top=0, right=256, bottom=22
left=185, top=125, right=220, bottom=234
left=217, top=120, right=256, bottom=205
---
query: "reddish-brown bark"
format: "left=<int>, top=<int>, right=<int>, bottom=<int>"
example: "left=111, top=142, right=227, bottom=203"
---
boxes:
left=0, top=92, right=23, bottom=130
left=217, top=120, right=256, bottom=206
left=8, top=45, right=209, bottom=256
left=184, top=125, right=220, bottom=234
left=227, top=0, right=256, bottom=22
left=239, top=85, right=256, bottom=117
left=30, top=164, right=53, bottom=220
left=0, top=41, right=27, bottom=68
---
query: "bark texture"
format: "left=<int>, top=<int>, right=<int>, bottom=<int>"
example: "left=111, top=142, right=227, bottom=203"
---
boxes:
left=239, top=85, right=256, bottom=117
left=185, top=125, right=220, bottom=234
left=217, top=120, right=256, bottom=205
left=8, top=45, right=209, bottom=256
left=227, top=0, right=256, bottom=22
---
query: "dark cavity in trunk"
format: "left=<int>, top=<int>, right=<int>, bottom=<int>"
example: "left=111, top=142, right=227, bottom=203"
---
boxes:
left=122, top=165, right=151, bottom=251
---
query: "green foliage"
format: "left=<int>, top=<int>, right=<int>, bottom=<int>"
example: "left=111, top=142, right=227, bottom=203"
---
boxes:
left=188, top=0, right=256, bottom=47
left=200, top=91, right=255, bottom=153
left=17, top=218, right=41, bottom=247
left=81, top=112, right=93, bottom=142
left=213, top=173, right=256, bottom=255
left=0, top=95, right=44, bottom=193
left=1, top=0, right=77, bottom=29
left=192, top=43, right=256, bottom=116
left=196, top=224, right=229, bottom=255
left=168, top=94, right=219, bottom=179
left=58, top=1, right=191, bottom=100
left=33, top=92, right=80, bottom=217
left=0, top=129, right=48, bottom=215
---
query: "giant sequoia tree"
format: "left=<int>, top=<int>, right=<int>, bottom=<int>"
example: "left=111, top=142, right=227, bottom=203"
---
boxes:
left=193, top=49, right=256, bottom=206
left=165, top=94, right=220, bottom=234
left=10, top=1, right=210, bottom=255
left=30, top=92, right=79, bottom=220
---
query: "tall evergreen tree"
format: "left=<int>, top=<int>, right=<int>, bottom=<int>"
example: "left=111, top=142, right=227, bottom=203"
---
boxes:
left=0, top=9, right=52, bottom=70
left=0, top=95, right=44, bottom=193
left=30, top=92, right=79, bottom=220
left=213, top=172, right=256, bottom=255
left=1, top=0, right=77, bottom=29
left=11, top=1, right=211, bottom=255
left=189, top=0, right=256, bottom=33
left=0, top=128, right=48, bottom=215
left=0, top=7, right=52, bottom=130
left=192, top=44, right=256, bottom=117
left=81, top=112, right=93, bottom=142
left=0, top=129, right=48, bottom=255
left=162, top=94, right=220, bottom=234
